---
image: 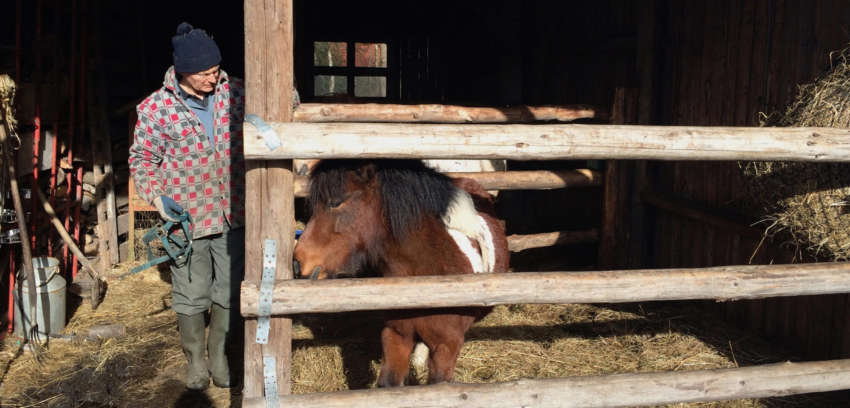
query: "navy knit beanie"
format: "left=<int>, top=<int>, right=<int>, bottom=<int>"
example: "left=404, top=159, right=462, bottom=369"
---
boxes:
left=172, top=22, right=221, bottom=73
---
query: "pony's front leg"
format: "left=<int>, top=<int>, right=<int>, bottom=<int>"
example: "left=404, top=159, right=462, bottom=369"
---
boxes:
left=377, top=326, right=414, bottom=387
left=426, top=339, right=463, bottom=384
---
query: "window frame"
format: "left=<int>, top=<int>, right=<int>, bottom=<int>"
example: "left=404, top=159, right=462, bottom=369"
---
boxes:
left=309, top=39, right=397, bottom=102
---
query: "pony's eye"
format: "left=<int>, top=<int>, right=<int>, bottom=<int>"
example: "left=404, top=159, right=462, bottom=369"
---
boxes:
left=328, top=198, right=345, bottom=209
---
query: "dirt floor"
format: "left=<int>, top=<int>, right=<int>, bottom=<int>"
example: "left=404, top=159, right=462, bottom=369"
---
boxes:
left=0, top=263, right=847, bottom=407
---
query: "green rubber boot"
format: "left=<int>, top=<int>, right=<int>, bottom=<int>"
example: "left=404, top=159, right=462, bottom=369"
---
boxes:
left=208, top=304, right=232, bottom=388
left=177, top=312, right=210, bottom=390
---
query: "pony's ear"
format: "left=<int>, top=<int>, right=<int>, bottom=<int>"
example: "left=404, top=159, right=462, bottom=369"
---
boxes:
left=355, top=163, right=378, bottom=184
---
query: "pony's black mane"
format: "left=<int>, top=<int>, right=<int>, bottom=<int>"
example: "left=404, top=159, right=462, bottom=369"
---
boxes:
left=309, top=159, right=455, bottom=240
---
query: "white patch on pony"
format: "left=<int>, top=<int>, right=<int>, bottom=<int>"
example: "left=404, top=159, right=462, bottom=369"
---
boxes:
left=410, top=342, right=430, bottom=374
left=443, top=189, right=496, bottom=273
left=448, top=229, right=484, bottom=272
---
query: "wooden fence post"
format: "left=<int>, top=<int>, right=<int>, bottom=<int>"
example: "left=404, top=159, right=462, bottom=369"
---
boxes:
left=243, top=0, right=295, bottom=400
left=599, top=88, right=639, bottom=269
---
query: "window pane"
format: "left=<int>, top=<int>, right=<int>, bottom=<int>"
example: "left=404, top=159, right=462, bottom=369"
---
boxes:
left=314, top=75, right=347, bottom=96
left=355, top=43, right=387, bottom=68
left=354, top=76, right=386, bottom=97
left=314, top=42, right=347, bottom=67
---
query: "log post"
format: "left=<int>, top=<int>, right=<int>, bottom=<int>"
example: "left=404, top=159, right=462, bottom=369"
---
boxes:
left=87, top=17, right=119, bottom=266
left=243, top=0, right=294, bottom=400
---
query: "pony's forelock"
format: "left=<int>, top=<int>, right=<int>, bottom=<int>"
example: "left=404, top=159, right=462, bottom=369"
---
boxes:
left=308, top=159, right=456, bottom=240
left=307, top=160, right=352, bottom=214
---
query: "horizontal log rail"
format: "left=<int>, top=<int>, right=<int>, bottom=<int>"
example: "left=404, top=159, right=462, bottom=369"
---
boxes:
left=243, top=359, right=850, bottom=408
left=244, top=122, right=850, bottom=161
left=293, top=169, right=603, bottom=197
left=507, top=229, right=599, bottom=252
left=241, top=262, right=850, bottom=316
left=292, top=103, right=601, bottom=123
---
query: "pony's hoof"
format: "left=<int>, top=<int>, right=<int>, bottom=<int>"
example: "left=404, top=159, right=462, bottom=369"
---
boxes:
left=377, top=372, right=405, bottom=388
left=212, top=377, right=232, bottom=388
left=186, top=376, right=210, bottom=391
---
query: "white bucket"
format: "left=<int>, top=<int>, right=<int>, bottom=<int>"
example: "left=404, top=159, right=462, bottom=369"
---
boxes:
left=14, top=257, right=66, bottom=339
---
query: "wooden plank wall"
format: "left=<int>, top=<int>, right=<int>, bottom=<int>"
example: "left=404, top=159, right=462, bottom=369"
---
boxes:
left=650, top=0, right=850, bottom=360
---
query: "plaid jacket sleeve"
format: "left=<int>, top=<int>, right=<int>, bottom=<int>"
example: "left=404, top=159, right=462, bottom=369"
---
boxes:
left=128, top=102, right=167, bottom=204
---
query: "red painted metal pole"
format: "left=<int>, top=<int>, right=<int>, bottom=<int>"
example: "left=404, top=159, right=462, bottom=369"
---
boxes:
left=64, top=0, right=78, bottom=276
left=72, top=1, right=87, bottom=280
left=48, top=2, right=60, bottom=259
left=32, top=115, right=40, bottom=250
left=7, top=252, right=13, bottom=333
left=14, top=0, right=21, bottom=84
left=48, top=133, right=58, bottom=258
left=31, top=0, right=43, bottom=252
left=73, top=166, right=83, bottom=279
left=9, top=0, right=22, bottom=334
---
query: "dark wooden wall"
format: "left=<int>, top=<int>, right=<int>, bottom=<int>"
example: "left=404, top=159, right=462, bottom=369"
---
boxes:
left=24, top=0, right=842, bottom=361
left=648, top=0, right=850, bottom=361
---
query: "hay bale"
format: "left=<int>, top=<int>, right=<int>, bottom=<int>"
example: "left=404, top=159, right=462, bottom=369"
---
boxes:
left=741, top=47, right=850, bottom=260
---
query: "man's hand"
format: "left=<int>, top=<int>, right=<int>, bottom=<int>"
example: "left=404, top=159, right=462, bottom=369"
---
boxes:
left=153, top=196, right=184, bottom=222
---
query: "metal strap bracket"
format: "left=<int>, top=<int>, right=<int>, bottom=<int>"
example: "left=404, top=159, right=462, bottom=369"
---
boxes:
left=245, top=114, right=282, bottom=151
left=256, top=239, right=277, bottom=344
left=263, top=355, right=279, bottom=408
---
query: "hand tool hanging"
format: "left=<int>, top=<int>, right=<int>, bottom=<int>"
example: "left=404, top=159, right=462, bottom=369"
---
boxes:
left=0, top=74, right=45, bottom=352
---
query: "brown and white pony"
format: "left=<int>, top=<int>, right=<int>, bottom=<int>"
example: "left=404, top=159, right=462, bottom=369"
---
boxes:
left=293, top=159, right=509, bottom=386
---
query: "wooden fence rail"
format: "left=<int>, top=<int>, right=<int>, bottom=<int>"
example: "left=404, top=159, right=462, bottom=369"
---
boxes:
left=507, top=229, right=599, bottom=252
left=293, top=103, right=600, bottom=123
left=293, top=169, right=602, bottom=197
left=244, top=122, right=850, bottom=161
left=241, top=262, right=850, bottom=316
left=243, top=359, right=850, bottom=408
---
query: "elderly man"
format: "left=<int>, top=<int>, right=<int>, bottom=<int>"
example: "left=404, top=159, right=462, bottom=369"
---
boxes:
left=129, top=22, right=245, bottom=390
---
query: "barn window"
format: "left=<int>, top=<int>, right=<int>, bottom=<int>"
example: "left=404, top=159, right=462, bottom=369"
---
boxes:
left=312, top=41, right=388, bottom=99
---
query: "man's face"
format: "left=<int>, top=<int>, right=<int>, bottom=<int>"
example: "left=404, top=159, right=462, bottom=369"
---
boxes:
left=182, top=65, right=220, bottom=95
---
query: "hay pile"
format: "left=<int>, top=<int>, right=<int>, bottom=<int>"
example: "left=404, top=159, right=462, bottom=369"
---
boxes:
left=291, top=303, right=837, bottom=407
left=741, top=47, right=850, bottom=260
left=0, top=266, right=235, bottom=408
left=1, top=267, right=843, bottom=407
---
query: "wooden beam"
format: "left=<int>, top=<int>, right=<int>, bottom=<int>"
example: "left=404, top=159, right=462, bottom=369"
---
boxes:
left=243, top=0, right=294, bottom=400
left=641, top=191, right=762, bottom=238
left=599, top=88, right=639, bottom=269
left=244, top=359, right=850, bottom=408
left=507, top=229, right=599, bottom=252
left=241, top=262, right=850, bottom=316
left=293, top=103, right=600, bottom=123
left=292, top=170, right=602, bottom=197
left=244, top=122, right=850, bottom=161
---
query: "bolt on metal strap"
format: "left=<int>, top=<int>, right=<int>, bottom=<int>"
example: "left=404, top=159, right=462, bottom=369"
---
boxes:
left=263, top=355, right=279, bottom=408
left=245, top=114, right=282, bottom=151
left=256, top=238, right=277, bottom=344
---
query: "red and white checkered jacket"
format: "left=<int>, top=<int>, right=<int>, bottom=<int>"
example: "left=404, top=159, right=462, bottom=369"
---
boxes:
left=129, top=66, right=246, bottom=239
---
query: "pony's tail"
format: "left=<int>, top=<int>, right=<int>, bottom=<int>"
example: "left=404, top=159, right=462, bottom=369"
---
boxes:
left=410, top=342, right=430, bottom=375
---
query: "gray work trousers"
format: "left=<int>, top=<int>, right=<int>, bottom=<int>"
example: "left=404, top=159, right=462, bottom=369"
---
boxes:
left=170, top=225, right=245, bottom=316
